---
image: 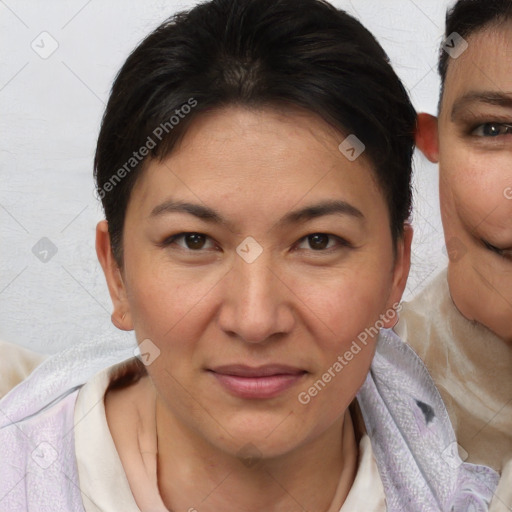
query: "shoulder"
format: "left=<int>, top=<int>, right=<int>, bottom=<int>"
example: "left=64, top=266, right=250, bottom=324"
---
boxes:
left=0, top=388, right=84, bottom=511
left=358, top=329, right=499, bottom=510
left=394, top=268, right=451, bottom=359
left=0, top=339, right=47, bottom=399
left=0, top=357, right=145, bottom=511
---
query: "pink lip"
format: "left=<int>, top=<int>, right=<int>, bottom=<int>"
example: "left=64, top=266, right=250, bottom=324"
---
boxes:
left=209, top=365, right=307, bottom=399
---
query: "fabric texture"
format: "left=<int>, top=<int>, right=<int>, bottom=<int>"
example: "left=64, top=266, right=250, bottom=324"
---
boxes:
left=357, top=328, right=499, bottom=511
left=490, top=459, right=512, bottom=511
left=0, top=328, right=500, bottom=511
left=0, top=331, right=134, bottom=512
left=0, top=389, right=84, bottom=511
left=395, top=268, right=512, bottom=472
left=0, top=330, right=134, bottom=428
left=0, top=340, right=47, bottom=399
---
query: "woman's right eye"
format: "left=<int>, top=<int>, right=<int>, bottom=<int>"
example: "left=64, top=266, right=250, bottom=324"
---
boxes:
left=161, top=233, right=216, bottom=251
left=471, top=122, right=512, bottom=137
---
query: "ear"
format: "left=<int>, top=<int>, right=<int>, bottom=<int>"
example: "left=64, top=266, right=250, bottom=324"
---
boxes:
left=416, top=113, right=439, bottom=163
left=96, top=220, right=133, bottom=331
left=381, top=223, right=413, bottom=328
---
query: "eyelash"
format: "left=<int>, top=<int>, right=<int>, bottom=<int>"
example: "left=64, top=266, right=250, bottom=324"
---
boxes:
left=159, top=232, right=352, bottom=254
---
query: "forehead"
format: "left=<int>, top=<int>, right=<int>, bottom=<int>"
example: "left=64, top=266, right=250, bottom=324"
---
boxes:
left=126, top=106, right=386, bottom=230
left=132, top=106, right=379, bottom=201
left=441, top=22, right=512, bottom=111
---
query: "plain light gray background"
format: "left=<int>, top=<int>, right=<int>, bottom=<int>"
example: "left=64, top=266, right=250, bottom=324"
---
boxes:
left=0, top=0, right=452, bottom=354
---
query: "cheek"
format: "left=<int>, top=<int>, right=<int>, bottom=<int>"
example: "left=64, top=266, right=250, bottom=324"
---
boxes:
left=329, top=281, right=387, bottom=335
left=440, top=148, right=512, bottom=231
left=297, top=326, right=376, bottom=436
left=292, top=261, right=393, bottom=350
left=125, top=261, right=220, bottom=343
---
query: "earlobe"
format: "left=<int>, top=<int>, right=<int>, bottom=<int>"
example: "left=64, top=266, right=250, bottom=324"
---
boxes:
left=111, top=308, right=132, bottom=331
left=416, top=113, right=439, bottom=163
left=95, top=220, right=134, bottom=331
left=382, top=223, right=413, bottom=329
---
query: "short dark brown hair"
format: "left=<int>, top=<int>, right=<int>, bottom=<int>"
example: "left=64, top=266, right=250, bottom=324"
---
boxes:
left=439, top=0, right=512, bottom=97
left=94, top=0, right=416, bottom=266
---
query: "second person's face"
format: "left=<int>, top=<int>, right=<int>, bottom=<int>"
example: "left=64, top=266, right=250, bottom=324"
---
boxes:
left=437, top=23, right=512, bottom=342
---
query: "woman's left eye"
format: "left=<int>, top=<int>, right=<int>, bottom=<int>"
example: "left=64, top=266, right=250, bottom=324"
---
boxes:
left=471, top=122, right=512, bottom=137
left=296, top=233, right=347, bottom=251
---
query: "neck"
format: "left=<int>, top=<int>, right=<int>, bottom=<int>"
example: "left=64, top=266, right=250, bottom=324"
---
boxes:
left=155, top=398, right=357, bottom=512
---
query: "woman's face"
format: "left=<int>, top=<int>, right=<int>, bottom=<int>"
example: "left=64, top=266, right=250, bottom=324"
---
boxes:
left=438, top=24, right=512, bottom=342
left=99, top=106, right=409, bottom=459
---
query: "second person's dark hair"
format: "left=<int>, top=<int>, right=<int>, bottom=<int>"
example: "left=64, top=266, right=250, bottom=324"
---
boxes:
left=94, top=0, right=416, bottom=266
left=439, top=0, right=512, bottom=95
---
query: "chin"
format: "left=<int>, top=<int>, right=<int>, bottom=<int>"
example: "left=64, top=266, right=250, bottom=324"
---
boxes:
left=218, top=410, right=318, bottom=458
left=449, top=265, right=512, bottom=344
left=216, top=430, right=301, bottom=462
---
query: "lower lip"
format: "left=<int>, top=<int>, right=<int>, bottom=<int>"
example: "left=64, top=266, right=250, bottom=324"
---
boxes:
left=210, top=372, right=305, bottom=399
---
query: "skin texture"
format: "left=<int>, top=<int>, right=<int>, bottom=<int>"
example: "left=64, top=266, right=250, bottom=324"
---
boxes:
left=417, top=23, right=512, bottom=343
left=97, top=106, right=411, bottom=511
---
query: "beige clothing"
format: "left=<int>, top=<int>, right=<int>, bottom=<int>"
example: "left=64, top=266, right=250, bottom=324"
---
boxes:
left=0, top=340, right=46, bottom=399
left=491, top=459, right=512, bottom=511
left=74, top=359, right=386, bottom=512
left=395, top=269, right=512, bottom=509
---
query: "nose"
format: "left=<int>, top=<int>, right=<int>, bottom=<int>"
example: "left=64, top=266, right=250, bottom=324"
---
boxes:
left=217, top=252, right=295, bottom=344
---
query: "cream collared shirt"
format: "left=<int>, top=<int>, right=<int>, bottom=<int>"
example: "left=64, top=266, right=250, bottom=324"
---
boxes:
left=74, top=360, right=386, bottom=512
left=0, top=339, right=46, bottom=399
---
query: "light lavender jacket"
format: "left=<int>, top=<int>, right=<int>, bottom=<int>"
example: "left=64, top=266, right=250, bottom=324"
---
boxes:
left=0, top=329, right=499, bottom=511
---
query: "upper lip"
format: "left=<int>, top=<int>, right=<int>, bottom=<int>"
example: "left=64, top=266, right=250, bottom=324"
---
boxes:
left=209, top=364, right=306, bottom=377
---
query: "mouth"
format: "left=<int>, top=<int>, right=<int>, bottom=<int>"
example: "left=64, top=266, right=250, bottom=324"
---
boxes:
left=482, top=239, right=512, bottom=260
left=208, top=365, right=307, bottom=399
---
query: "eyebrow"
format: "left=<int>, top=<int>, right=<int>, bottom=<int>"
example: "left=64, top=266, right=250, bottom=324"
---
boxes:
left=149, top=199, right=365, bottom=229
left=451, top=91, right=512, bottom=121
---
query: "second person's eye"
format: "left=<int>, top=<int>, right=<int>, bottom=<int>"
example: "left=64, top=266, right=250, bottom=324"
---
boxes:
left=471, top=122, right=512, bottom=137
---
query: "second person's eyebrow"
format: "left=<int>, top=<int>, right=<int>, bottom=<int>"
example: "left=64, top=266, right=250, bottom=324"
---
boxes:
left=451, top=91, right=512, bottom=121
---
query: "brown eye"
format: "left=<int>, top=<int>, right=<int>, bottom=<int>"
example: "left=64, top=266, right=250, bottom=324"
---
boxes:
left=183, top=233, right=207, bottom=249
left=307, top=233, right=330, bottom=250
left=161, top=232, right=215, bottom=251
left=295, top=233, right=351, bottom=253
